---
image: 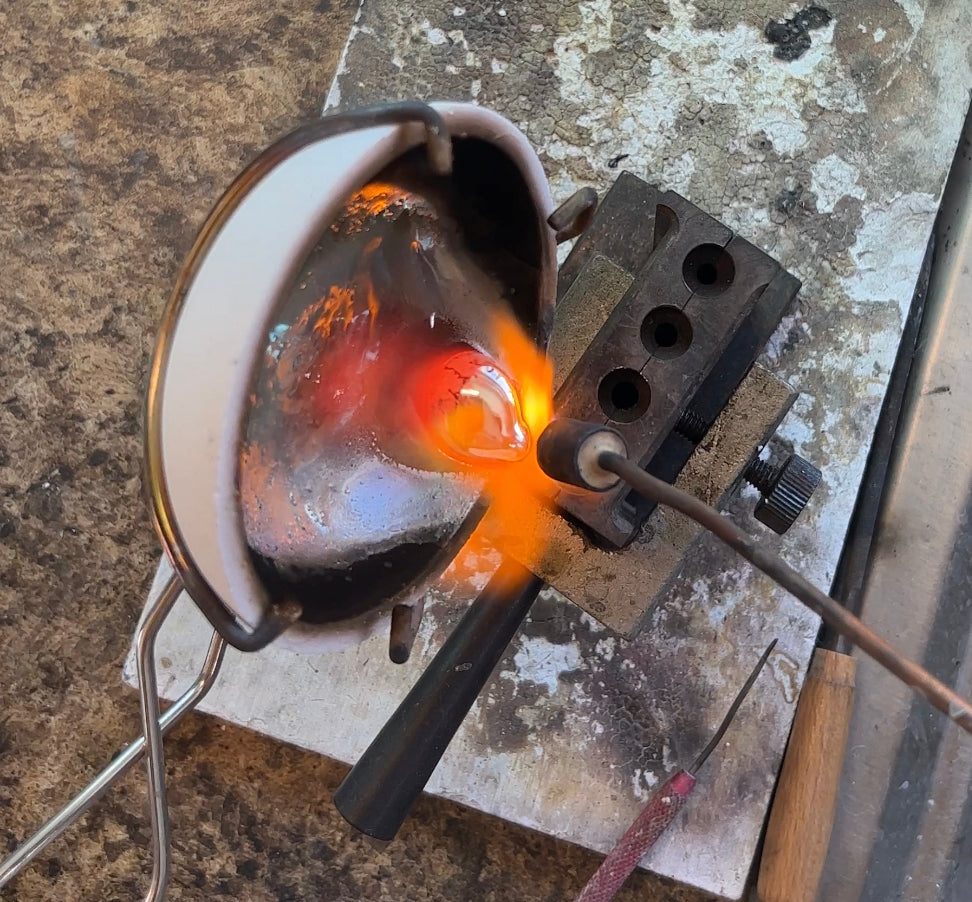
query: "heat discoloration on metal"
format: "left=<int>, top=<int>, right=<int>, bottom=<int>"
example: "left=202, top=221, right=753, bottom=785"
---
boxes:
left=135, top=1, right=972, bottom=898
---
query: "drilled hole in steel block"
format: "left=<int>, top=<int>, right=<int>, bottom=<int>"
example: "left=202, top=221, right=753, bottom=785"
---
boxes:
left=641, top=306, right=693, bottom=360
left=598, top=368, right=651, bottom=423
left=683, top=243, right=735, bottom=296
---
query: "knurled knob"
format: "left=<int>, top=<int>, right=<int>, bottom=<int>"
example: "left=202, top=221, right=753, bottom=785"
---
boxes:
left=747, top=454, right=821, bottom=534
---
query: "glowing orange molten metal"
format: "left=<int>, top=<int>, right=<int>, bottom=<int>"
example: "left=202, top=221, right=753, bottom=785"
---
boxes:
left=412, top=349, right=530, bottom=464
left=409, top=310, right=556, bottom=584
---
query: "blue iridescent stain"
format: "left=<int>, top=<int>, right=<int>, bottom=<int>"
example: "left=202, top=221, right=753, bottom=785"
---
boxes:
left=267, top=323, right=289, bottom=360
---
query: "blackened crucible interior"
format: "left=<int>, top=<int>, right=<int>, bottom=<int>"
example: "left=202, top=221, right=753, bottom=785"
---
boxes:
left=238, top=138, right=548, bottom=625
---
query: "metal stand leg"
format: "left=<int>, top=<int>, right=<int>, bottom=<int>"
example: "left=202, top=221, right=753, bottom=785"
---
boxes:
left=136, top=574, right=190, bottom=902
left=0, top=575, right=226, bottom=894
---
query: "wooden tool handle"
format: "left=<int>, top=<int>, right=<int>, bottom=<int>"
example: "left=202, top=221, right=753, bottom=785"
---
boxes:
left=757, top=648, right=857, bottom=902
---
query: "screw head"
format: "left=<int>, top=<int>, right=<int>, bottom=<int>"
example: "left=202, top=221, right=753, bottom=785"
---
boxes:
left=753, top=455, right=821, bottom=534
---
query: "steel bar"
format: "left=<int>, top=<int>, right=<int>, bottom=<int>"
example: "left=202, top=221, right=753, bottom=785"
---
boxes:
left=388, top=601, right=424, bottom=665
left=0, top=585, right=225, bottom=889
left=135, top=573, right=184, bottom=902
left=598, top=452, right=972, bottom=734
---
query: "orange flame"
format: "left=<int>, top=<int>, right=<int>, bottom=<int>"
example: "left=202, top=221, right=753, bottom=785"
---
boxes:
left=492, top=312, right=554, bottom=449
left=409, top=309, right=556, bottom=588
left=339, top=182, right=415, bottom=227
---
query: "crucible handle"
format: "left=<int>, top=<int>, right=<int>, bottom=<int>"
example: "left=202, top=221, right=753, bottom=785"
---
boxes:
left=333, top=558, right=543, bottom=840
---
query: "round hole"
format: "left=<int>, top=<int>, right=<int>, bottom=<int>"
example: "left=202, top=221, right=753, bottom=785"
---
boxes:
left=655, top=322, right=678, bottom=347
left=683, top=243, right=735, bottom=296
left=598, top=368, right=651, bottom=423
left=611, top=380, right=639, bottom=409
left=641, top=306, right=693, bottom=360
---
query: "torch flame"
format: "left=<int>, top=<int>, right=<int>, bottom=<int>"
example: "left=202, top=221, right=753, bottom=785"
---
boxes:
left=409, top=308, right=556, bottom=588
left=492, top=311, right=554, bottom=449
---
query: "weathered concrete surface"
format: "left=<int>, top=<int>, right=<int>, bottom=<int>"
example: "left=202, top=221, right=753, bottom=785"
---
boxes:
left=133, top=1, right=972, bottom=898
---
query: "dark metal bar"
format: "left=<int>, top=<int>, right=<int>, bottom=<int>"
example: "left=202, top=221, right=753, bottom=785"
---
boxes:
left=334, top=559, right=544, bottom=840
left=389, top=603, right=423, bottom=664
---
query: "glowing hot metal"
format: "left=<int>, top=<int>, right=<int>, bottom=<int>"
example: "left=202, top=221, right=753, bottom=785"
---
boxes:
left=413, top=348, right=532, bottom=466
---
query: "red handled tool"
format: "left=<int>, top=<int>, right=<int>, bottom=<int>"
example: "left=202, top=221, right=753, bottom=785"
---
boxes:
left=575, top=639, right=777, bottom=902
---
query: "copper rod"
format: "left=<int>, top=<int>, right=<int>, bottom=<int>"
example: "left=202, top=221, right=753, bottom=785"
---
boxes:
left=599, top=451, right=972, bottom=735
